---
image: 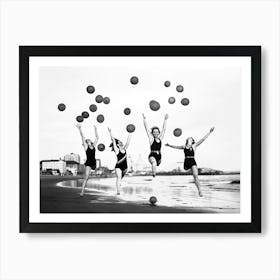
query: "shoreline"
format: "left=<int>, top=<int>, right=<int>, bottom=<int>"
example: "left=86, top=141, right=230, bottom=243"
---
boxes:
left=40, top=176, right=239, bottom=213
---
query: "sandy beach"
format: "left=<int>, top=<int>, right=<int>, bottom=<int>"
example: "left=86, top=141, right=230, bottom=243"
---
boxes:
left=40, top=175, right=240, bottom=213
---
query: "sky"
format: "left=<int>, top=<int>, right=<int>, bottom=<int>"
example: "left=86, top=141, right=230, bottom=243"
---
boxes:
left=39, top=57, right=242, bottom=171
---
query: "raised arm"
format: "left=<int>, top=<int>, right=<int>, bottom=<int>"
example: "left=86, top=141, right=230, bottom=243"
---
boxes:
left=142, top=113, right=153, bottom=144
left=195, top=127, right=215, bottom=147
left=159, top=114, right=168, bottom=140
left=93, top=125, right=99, bottom=147
left=108, top=128, right=119, bottom=154
left=124, top=133, right=132, bottom=150
left=165, top=143, right=185, bottom=150
left=76, top=123, right=87, bottom=150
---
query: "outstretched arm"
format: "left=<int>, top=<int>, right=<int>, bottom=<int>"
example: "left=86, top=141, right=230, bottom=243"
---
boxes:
left=108, top=128, right=118, bottom=154
left=93, top=125, right=99, bottom=147
left=124, top=133, right=132, bottom=150
left=165, top=143, right=185, bottom=150
left=159, top=114, right=168, bottom=140
left=142, top=113, right=153, bottom=144
left=195, top=127, right=215, bottom=147
left=76, top=123, right=87, bottom=149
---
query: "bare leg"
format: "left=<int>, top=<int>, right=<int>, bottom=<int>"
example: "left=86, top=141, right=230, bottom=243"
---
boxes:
left=115, top=168, right=122, bottom=195
left=191, top=165, right=203, bottom=197
left=149, top=157, right=157, bottom=177
left=80, top=166, right=91, bottom=196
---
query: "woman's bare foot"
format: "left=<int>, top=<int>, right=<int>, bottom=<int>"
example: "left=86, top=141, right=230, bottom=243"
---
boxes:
left=79, top=192, right=84, bottom=197
left=198, top=190, right=203, bottom=197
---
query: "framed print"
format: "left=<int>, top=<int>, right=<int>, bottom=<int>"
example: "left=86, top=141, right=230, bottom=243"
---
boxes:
left=19, top=46, right=261, bottom=233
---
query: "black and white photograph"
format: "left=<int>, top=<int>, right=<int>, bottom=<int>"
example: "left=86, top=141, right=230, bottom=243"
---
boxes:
left=4, top=1, right=280, bottom=279
left=20, top=46, right=260, bottom=232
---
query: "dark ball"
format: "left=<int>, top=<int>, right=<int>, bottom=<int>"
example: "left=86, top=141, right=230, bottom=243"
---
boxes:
left=181, top=98, right=190, bottom=106
left=86, top=85, right=95, bottom=94
left=149, top=196, right=157, bottom=205
left=58, top=103, right=66, bottom=111
left=176, top=85, right=184, bottom=92
left=97, top=143, right=105, bottom=152
left=103, top=97, right=110, bottom=104
left=124, top=108, right=131, bottom=115
left=164, top=81, right=171, bottom=87
left=89, top=104, right=97, bottom=112
left=82, top=111, right=89, bottom=118
left=173, top=128, right=182, bottom=137
left=168, top=97, right=176, bottom=104
left=76, top=116, right=84, bottom=123
left=97, top=114, right=105, bottom=123
left=95, top=95, right=103, bottom=103
left=149, top=100, right=160, bottom=111
left=130, top=76, right=139, bottom=85
left=126, top=124, right=135, bottom=133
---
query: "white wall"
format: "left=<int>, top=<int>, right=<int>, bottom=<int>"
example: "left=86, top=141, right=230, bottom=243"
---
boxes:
left=0, top=0, right=279, bottom=279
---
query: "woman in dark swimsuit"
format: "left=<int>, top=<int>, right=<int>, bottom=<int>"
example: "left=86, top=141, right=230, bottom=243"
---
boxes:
left=142, top=113, right=168, bottom=177
left=108, top=128, right=132, bottom=195
left=76, top=123, right=99, bottom=196
left=165, top=127, right=214, bottom=197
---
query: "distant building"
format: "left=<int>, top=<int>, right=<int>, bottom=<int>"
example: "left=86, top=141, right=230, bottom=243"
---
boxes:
left=64, top=153, right=80, bottom=163
left=63, top=153, right=83, bottom=175
left=135, top=154, right=144, bottom=171
left=96, top=159, right=101, bottom=169
left=41, top=160, right=66, bottom=175
left=77, top=164, right=85, bottom=175
left=65, top=160, right=80, bottom=176
left=127, top=155, right=134, bottom=172
left=40, top=154, right=101, bottom=176
left=135, top=154, right=149, bottom=173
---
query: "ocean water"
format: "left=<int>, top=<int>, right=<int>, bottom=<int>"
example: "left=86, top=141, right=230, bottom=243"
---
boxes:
left=58, top=174, right=240, bottom=212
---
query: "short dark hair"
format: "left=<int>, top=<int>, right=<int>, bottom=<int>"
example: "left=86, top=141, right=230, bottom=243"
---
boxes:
left=186, top=137, right=195, bottom=144
left=109, top=138, right=120, bottom=151
left=151, top=126, right=160, bottom=134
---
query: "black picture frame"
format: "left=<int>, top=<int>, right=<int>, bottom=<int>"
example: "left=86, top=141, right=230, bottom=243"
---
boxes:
left=20, top=46, right=261, bottom=233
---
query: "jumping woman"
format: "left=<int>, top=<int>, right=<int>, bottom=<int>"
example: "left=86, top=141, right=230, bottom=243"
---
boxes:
left=165, top=127, right=215, bottom=197
left=76, top=123, right=99, bottom=196
left=108, top=128, right=132, bottom=195
left=142, top=113, right=168, bottom=177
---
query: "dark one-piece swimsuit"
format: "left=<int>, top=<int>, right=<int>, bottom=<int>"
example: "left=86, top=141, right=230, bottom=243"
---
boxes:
left=115, top=150, right=128, bottom=178
left=84, top=146, right=96, bottom=170
left=149, top=139, right=162, bottom=166
left=184, top=146, right=197, bottom=171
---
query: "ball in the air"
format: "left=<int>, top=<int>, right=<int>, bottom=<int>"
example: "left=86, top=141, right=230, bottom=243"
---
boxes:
left=97, top=143, right=105, bottom=151
left=58, top=103, right=66, bottom=111
left=103, top=97, right=110, bottom=104
left=149, top=100, right=160, bottom=111
left=176, top=85, right=184, bottom=92
left=86, top=85, right=95, bottom=94
left=124, top=108, right=131, bottom=115
left=173, top=128, right=182, bottom=137
left=89, top=104, right=97, bottom=112
left=76, top=115, right=84, bottom=123
left=168, top=97, right=176, bottom=104
left=149, top=196, right=157, bottom=205
left=126, top=124, right=135, bottom=133
left=181, top=98, right=190, bottom=106
left=82, top=111, right=89, bottom=118
left=97, top=114, right=105, bottom=123
left=95, top=95, right=103, bottom=103
left=130, top=76, right=139, bottom=85
left=164, top=81, right=171, bottom=87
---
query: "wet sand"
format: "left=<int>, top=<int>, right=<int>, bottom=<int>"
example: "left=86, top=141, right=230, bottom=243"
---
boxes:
left=40, top=176, right=220, bottom=213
